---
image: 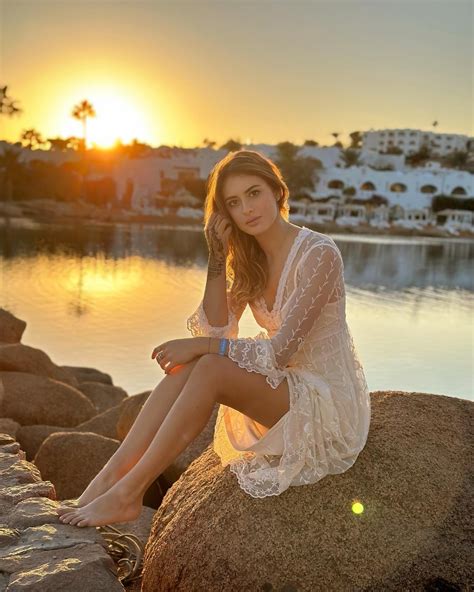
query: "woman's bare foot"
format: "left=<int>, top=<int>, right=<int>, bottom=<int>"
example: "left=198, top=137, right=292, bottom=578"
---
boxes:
left=58, top=483, right=142, bottom=527
left=56, top=467, right=121, bottom=516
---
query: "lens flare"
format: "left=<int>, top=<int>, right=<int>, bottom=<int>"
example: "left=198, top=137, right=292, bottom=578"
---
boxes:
left=352, top=501, right=364, bottom=514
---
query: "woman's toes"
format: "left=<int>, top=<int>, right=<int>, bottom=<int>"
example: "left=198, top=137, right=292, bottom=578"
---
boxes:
left=69, top=514, right=84, bottom=526
left=59, top=512, right=75, bottom=523
left=77, top=518, right=89, bottom=527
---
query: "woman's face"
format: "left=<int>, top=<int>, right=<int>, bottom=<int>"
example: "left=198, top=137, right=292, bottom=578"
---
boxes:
left=221, top=174, right=279, bottom=234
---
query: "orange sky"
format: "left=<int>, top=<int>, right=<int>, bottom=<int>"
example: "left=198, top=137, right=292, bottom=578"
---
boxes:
left=1, top=0, right=472, bottom=149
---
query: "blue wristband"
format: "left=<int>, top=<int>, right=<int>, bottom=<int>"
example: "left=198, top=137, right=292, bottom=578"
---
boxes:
left=218, top=338, right=228, bottom=356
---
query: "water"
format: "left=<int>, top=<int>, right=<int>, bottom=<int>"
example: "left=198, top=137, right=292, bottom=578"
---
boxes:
left=1, top=219, right=472, bottom=401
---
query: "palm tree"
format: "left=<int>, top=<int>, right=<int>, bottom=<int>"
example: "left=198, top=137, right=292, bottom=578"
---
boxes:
left=341, top=148, right=362, bottom=168
left=47, top=137, right=70, bottom=151
left=20, top=128, right=46, bottom=150
left=0, top=85, right=24, bottom=224
left=348, top=131, right=363, bottom=149
left=0, top=85, right=22, bottom=116
left=71, top=99, right=96, bottom=150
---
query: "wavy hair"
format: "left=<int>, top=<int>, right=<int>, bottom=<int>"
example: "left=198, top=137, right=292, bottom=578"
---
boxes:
left=203, top=149, right=290, bottom=312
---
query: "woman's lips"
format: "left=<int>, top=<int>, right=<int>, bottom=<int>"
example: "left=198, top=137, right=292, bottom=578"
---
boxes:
left=246, top=216, right=261, bottom=225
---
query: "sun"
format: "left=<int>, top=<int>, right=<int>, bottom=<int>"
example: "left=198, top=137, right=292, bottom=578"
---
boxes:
left=61, top=85, right=152, bottom=149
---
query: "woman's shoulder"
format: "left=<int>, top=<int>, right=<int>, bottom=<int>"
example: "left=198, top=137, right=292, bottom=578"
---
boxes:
left=300, top=227, right=340, bottom=252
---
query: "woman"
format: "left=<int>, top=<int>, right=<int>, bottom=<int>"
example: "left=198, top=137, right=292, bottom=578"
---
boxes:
left=57, top=149, right=371, bottom=527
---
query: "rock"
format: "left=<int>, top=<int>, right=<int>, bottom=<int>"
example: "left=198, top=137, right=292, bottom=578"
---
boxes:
left=5, top=497, right=62, bottom=529
left=17, top=425, right=76, bottom=461
left=0, top=343, right=79, bottom=387
left=0, top=434, right=125, bottom=590
left=0, top=308, right=26, bottom=344
left=17, top=402, right=124, bottom=461
left=115, top=505, right=156, bottom=550
left=0, top=458, right=42, bottom=487
left=0, top=525, right=125, bottom=591
left=0, top=481, right=56, bottom=505
left=116, top=391, right=151, bottom=440
left=61, top=365, right=114, bottom=385
left=114, top=506, right=157, bottom=592
left=0, top=372, right=96, bottom=427
left=141, top=391, right=473, bottom=592
left=76, top=402, right=123, bottom=440
left=0, top=434, right=17, bottom=447
left=34, top=432, right=120, bottom=500
left=0, top=418, right=20, bottom=439
left=78, top=381, right=128, bottom=414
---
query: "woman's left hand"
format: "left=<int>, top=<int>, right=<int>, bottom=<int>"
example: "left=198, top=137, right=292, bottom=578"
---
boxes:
left=151, top=338, right=200, bottom=374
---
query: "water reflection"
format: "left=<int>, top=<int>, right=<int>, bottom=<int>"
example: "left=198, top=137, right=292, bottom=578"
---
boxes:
left=1, top=221, right=472, bottom=399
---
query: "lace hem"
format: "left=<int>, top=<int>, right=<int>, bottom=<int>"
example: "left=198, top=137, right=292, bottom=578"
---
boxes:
left=218, top=372, right=366, bottom=498
left=227, top=331, right=287, bottom=390
left=186, top=300, right=238, bottom=339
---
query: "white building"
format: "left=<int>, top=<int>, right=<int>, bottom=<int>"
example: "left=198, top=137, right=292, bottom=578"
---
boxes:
left=335, top=204, right=367, bottom=227
left=369, top=205, right=391, bottom=229
left=435, top=209, right=473, bottom=234
left=313, top=165, right=473, bottom=211
left=362, top=129, right=471, bottom=156
left=392, top=207, right=433, bottom=230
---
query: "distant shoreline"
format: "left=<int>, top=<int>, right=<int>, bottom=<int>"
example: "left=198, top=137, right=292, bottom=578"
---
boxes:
left=1, top=203, right=473, bottom=241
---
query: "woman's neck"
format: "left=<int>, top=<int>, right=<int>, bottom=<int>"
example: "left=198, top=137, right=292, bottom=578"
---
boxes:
left=256, top=221, right=299, bottom=266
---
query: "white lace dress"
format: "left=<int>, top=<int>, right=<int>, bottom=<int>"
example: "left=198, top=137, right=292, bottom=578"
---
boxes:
left=186, top=226, right=371, bottom=498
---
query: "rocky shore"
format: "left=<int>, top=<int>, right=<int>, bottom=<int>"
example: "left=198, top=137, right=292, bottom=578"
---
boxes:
left=0, top=307, right=219, bottom=590
left=1, top=199, right=473, bottom=240
left=0, top=306, right=472, bottom=590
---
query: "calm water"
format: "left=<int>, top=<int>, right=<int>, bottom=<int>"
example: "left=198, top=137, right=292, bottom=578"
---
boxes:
left=1, top=219, right=472, bottom=401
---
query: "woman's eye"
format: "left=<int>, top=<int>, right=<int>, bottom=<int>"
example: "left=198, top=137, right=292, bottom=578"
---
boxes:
left=229, top=200, right=237, bottom=207
left=251, top=190, right=259, bottom=197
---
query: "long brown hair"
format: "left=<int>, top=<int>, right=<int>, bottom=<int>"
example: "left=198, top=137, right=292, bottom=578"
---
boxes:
left=203, top=149, right=290, bottom=311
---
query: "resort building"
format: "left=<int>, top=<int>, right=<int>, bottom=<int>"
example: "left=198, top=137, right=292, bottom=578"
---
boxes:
left=362, top=129, right=472, bottom=156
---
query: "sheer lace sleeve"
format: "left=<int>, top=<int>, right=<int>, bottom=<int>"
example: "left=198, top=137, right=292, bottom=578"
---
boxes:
left=227, top=240, right=343, bottom=388
left=186, top=290, right=245, bottom=339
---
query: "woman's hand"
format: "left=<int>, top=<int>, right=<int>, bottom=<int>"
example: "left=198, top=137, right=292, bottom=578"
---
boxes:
left=151, top=338, right=200, bottom=374
left=205, top=211, right=232, bottom=255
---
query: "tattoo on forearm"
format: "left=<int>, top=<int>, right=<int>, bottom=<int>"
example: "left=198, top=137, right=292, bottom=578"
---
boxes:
left=207, top=226, right=226, bottom=280
left=208, top=251, right=225, bottom=280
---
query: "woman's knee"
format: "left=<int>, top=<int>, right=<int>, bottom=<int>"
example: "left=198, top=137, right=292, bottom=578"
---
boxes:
left=190, top=353, right=223, bottom=382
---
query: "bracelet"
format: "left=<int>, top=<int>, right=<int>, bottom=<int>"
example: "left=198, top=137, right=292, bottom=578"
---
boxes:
left=218, top=338, right=228, bottom=356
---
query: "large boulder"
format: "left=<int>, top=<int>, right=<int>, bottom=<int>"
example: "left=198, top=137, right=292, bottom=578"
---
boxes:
left=0, top=372, right=96, bottom=427
left=116, top=391, right=151, bottom=440
left=77, top=381, right=128, bottom=414
left=34, top=431, right=120, bottom=500
left=61, top=365, right=114, bottom=385
left=17, top=425, right=76, bottom=461
left=0, top=308, right=26, bottom=343
left=141, top=391, right=472, bottom=592
left=76, top=401, right=124, bottom=440
left=0, top=343, right=79, bottom=387
left=17, top=402, right=124, bottom=460
left=0, top=418, right=20, bottom=439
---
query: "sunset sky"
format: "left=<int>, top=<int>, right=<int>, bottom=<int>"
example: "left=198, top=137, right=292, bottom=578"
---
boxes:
left=0, top=0, right=472, bottom=149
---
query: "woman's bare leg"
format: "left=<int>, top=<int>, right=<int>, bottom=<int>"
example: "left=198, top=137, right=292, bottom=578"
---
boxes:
left=57, top=359, right=200, bottom=513
left=58, top=354, right=290, bottom=527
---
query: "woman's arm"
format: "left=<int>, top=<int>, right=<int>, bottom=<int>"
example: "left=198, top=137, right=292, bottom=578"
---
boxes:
left=201, top=239, right=230, bottom=328
left=186, top=216, right=244, bottom=338
left=192, top=336, right=231, bottom=356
